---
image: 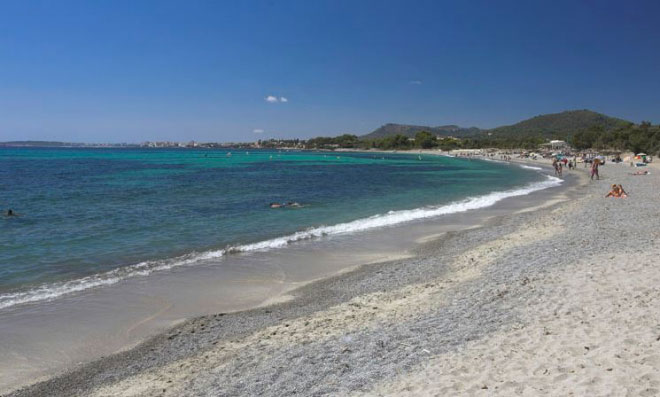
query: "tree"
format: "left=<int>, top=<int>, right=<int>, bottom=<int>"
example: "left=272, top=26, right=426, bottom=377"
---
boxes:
left=438, top=138, right=461, bottom=151
left=376, top=134, right=411, bottom=149
left=415, top=131, right=437, bottom=149
left=335, top=134, right=359, bottom=148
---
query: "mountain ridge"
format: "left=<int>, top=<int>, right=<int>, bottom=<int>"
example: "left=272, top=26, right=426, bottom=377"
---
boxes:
left=361, top=110, right=633, bottom=140
left=362, top=123, right=481, bottom=139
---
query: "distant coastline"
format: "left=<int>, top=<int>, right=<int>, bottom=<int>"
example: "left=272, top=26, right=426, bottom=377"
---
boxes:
left=4, top=108, right=658, bottom=154
left=0, top=141, right=139, bottom=148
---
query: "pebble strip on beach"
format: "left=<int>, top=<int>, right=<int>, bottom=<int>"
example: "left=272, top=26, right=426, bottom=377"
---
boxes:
left=9, top=160, right=660, bottom=396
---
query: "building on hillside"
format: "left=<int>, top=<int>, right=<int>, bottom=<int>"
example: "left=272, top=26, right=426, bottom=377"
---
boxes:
left=539, top=140, right=570, bottom=151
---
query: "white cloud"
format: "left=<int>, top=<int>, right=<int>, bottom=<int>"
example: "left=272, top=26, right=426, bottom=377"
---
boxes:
left=409, top=80, right=422, bottom=85
left=264, top=95, right=289, bottom=103
left=253, top=129, right=264, bottom=134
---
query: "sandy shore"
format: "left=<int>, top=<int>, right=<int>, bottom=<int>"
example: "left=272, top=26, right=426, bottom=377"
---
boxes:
left=10, top=158, right=659, bottom=396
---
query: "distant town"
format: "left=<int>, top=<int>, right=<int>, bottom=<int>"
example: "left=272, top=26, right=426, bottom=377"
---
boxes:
left=0, top=139, right=306, bottom=149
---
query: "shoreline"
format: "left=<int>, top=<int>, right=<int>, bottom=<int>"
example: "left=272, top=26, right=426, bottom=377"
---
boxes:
left=0, top=150, right=545, bottom=313
left=5, top=158, right=582, bottom=396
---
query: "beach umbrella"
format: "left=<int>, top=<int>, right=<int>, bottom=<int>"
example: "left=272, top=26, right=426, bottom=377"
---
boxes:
left=636, top=153, right=647, bottom=156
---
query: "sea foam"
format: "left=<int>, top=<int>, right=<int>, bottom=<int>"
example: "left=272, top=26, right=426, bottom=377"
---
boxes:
left=519, top=165, right=543, bottom=171
left=0, top=175, right=562, bottom=310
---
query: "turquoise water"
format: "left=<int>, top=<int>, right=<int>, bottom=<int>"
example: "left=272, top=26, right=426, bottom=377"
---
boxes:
left=0, top=148, right=554, bottom=308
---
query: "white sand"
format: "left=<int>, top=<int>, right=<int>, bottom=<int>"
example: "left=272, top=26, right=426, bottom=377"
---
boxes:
left=360, top=250, right=660, bottom=396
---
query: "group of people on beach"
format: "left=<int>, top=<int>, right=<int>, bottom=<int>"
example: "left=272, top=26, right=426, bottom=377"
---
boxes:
left=552, top=157, right=582, bottom=177
left=548, top=154, right=633, bottom=198
left=552, top=158, right=563, bottom=176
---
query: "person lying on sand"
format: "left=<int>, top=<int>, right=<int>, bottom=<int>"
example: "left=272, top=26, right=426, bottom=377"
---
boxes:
left=630, top=170, right=650, bottom=176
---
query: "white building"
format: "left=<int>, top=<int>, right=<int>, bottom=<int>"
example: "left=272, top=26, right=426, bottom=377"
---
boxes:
left=549, top=140, right=568, bottom=150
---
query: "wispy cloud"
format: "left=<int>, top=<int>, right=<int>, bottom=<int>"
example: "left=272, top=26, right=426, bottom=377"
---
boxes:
left=409, top=80, right=422, bottom=85
left=280, top=96, right=288, bottom=102
left=253, top=128, right=264, bottom=134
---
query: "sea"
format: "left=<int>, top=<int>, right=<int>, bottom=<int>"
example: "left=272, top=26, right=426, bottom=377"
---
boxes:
left=0, top=147, right=558, bottom=311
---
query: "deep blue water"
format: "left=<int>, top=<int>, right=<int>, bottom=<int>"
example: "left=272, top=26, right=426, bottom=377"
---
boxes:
left=0, top=147, right=551, bottom=308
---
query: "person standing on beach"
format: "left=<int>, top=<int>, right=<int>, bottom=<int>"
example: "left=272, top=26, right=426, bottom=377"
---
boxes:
left=591, top=159, right=600, bottom=180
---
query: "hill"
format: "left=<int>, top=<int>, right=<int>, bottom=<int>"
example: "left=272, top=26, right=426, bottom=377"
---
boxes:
left=362, top=123, right=481, bottom=139
left=362, top=110, right=632, bottom=141
left=486, top=110, right=632, bottom=139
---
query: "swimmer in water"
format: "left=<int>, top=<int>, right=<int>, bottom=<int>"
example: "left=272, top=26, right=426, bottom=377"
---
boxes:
left=6, top=209, right=16, bottom=216
left=269, top=203, right=283, bottom=208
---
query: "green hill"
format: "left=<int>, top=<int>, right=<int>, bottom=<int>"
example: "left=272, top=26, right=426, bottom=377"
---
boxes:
left=486, top=110, right=632, bottom=139
left=362, top=123, right=481, bottom=139
left=362, top=110, right=632, bottom=141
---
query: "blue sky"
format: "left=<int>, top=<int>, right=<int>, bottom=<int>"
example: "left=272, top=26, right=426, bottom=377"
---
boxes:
left=1, top=0, right=659, bottom=143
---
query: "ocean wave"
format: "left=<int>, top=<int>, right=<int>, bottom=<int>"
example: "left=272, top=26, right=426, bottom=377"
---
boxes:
left=0, top=175, right=562, bottom=311
left=519, top=164, right=543, bottom=171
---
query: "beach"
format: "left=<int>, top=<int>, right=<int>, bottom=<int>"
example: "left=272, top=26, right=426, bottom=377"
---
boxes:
left=1, top=149, right=558, bottom=393
left=4, top=1, right=658, bottom=395
left=8, top=158, right=659, bottom=396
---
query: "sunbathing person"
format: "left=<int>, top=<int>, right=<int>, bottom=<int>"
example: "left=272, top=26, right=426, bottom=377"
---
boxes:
left=617, top=184, right=628, bottom=197
left=630, top=170, right=649, bottom=176
left=606, top=185, right=621, bottom=198
left=605, top=185, right=628, bottom=198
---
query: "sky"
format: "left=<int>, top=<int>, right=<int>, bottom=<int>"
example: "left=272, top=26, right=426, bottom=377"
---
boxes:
left=1, top=0, right=659, bottom=143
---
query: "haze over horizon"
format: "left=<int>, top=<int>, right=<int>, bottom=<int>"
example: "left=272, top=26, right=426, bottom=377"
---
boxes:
left=1, top=0, right=659, bottom=143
